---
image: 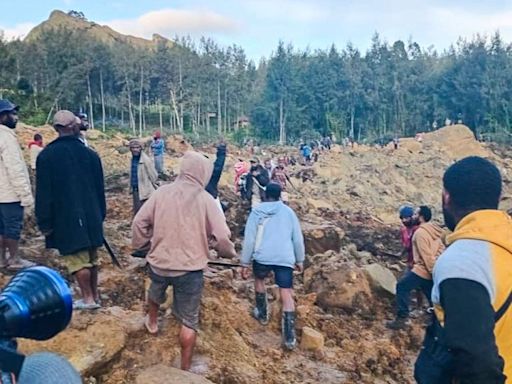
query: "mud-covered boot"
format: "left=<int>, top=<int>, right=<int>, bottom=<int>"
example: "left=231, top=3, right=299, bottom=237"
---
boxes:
left=252, top=292, right=269, bottom=325
left=282, top=311, right=296, bottom=350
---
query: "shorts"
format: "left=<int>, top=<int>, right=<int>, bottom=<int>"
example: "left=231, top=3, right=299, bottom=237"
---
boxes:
left=0, top=202, right=24, bottom=240
left=148, top=269, right=204, bottom=331
left=61, top=248, right=99, bottom=274
left=281, top=191, right=289, bottom=203
left=253, top=261, right=294, bottom=289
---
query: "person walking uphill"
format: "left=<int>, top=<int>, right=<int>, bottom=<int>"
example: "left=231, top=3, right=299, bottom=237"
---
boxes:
left=36, top=110, right=106, bottom=310
left=150, top=131, right=165, bottom=175
left=0, top=99, right=35, bottom=270
left=129, top=139, right=158, bottom=215
left=415, top=156, right=512, bottom=384
left=241, top=183, right=305, bottom=350
left=132, top=151, right=237, bottom=371
left=387, top=205, right=445, bottom=330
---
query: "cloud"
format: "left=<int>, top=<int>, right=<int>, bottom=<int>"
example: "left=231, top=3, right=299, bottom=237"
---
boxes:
left=103, top=8, right=239, bottom=39
left=0, top=22, right=35, bottom=40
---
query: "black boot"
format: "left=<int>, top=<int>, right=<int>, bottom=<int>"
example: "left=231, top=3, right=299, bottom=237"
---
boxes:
left=282, top=311, right=296, bottom=350
left=252, top=292, right=269, bottom=325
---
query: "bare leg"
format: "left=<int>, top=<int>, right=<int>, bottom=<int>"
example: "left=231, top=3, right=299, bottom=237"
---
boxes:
left=280, top=288, right=295, bottom=312
left=0, top=236, right=6, bottom=266
left=254, top=278, right=265, bottom=294
left=179, top=325, right=197, bottom=371
left=74, top=268, right=95, bottom=304
left=146, top=298, right=159, bottom=332
left=4, top=238, right=20, bottom=264
left=90, top=266, right=99, bottom=302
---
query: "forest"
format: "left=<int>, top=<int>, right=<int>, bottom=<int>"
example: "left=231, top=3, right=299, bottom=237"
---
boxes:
left=1, top=10, right=511, bottom=144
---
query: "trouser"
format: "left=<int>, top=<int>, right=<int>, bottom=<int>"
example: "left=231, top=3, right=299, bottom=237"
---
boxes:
left=154, top=154, right=164, bottom=174
left=132, top=187, right=146, bottom=215
left=396, top=270, right=433, bottom=318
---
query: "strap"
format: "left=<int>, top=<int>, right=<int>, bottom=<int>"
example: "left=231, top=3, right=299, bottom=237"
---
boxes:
left=495, top=290, right=512, bottom=322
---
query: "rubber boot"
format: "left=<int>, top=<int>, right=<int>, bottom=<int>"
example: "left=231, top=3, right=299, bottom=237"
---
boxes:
left=252, top=292, right=269, bottom=325
left=282, top=311, right=296, bottom=350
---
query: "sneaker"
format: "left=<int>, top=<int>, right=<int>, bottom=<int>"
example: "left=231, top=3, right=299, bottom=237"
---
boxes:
left=386, top=317, right=411, bottom=330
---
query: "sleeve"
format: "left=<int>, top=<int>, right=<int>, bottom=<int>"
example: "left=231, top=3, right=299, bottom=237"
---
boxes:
left=146, top=157, right=158, bottom=184
left=95, top=155, right=106, bottom=220
left=440, top=278, right=506, bottom=384
left=205, top=144, right=226, bottom=196
left=241, top=212, right=258, bottom=266
left=131, top=193, right=156, bottom=250
left=35, top=154, right=53, bottom=232
left=205, top=197, right=236, bottom=259
left=245, top=175, right=254, bottom=200
left=0, top=137, right=33, bottom=206
left=291, top=211, right=305, bottom=264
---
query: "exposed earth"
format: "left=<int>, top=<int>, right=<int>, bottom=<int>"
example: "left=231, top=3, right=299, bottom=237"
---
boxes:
left=4, top=124, right=511, bottom=383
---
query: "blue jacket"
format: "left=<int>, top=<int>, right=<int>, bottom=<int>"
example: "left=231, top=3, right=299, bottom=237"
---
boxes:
left=241, top=201, right=305, bottom=268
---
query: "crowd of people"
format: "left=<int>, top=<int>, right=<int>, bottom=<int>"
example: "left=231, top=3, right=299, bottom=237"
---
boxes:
left=0, top=97, right=510, bottom=382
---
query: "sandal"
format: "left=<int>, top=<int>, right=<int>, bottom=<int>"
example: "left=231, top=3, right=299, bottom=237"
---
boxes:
left=73, top=299, right=101, bottom=311
left=145, top=317, right=158, bottom=335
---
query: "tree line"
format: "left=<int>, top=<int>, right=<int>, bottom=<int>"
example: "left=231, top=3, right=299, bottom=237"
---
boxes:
left=1, top=12, right=512, bottom=144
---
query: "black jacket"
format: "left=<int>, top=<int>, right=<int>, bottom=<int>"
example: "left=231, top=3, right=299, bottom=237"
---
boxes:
left=35, top=136, right=106, bottom=255
left=205, top=143, right=226, bottom=199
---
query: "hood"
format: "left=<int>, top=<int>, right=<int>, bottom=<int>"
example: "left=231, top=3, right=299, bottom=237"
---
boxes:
left=235, top=161, right=249, bottom=175
left=178, top=151, right=214, bottom=188
left=418, top=222, right=444, bottom=239
left=251, top=201, right=283, bottom=218
left=447, top=210, right=512, bottom=254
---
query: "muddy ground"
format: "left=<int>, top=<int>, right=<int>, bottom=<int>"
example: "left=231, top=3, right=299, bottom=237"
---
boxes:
left=7, top=124, right=511, bottom=383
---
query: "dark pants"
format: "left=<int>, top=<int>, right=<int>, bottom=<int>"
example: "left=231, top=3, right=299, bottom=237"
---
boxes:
left=396, top=270, right=433, bottom=318
left=132, top=187, right=146, bottom=216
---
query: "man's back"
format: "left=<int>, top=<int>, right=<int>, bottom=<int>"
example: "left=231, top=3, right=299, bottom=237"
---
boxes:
left=35, top=136, right=105, bottom=255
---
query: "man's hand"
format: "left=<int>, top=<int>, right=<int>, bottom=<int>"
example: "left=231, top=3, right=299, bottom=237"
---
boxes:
left=241, top=266, right=251, bottom=280
left=295, top=263, right=304, bottom=273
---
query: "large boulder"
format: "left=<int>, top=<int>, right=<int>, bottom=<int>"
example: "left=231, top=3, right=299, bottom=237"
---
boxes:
left=304, top=263, right=372, bottom=312
left=135, top=365, right=214, bottom=384
left=300, top=327, right=325, bottom=352
left=303, top=223, right=344, bottom=255
left=363, top=264, right=397, bottom=296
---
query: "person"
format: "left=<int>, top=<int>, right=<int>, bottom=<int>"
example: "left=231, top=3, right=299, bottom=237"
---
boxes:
left=129, top=139, right=158, bottom=215
left=205, top=140, right=227, bottom=211
left=415, top=156, right=512, bottom=383
left=28, top=133, right=44, bottom=171
left=77, top=112, right=89, bottom=147
left=245, top=164, right=270, bottom=209
left=36, top=110, right=106, bottom=310
left=150, top=131, right=165, bottom=175
left=0, top=99, right=35, bottom=270
left=263, top=159, right=273, bottom=180
left=393, top=136, right=399, bottom=150
left=271, top=158, right=293, bottom=204
left=241, top=183, right=305, bottom=350
left=301, top=144, right=312, bottom=165
left=387, top=205, right=445, bottom=330
left=398, top=205, right=419, bottom=269
left=132, top=151, right=237, bottom=371
left=234, top=159, right=250, bottom=194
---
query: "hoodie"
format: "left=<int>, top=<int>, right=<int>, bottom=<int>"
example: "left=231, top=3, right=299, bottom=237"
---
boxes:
left=132, top=151, right=236, bottom=272
left=411, top=221, right=445, bottom=279
left=241, top=201, right=305, bottom=268
left=428, top=210, right=512, bottom=383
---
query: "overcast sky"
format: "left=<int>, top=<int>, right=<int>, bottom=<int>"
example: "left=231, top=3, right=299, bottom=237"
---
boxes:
left=2, top=0, right=512, bottom=60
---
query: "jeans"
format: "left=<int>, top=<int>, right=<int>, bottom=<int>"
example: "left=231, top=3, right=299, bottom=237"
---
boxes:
left=396, top=270, right=433, bottom=318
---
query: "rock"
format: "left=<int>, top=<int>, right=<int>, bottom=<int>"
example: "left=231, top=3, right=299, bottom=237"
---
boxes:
left=301, top=327, right=325, bottom=351
left=307, top=198, right=332, bottom=210
left=19, top=313, right=126, bottom=377
left=303, top=223, right=344, bottom=255
left=135, top=365, right=214, bottom=384
left=363, top=264, right=397, bottom=296
left=305, top=264, right=372, bottom=311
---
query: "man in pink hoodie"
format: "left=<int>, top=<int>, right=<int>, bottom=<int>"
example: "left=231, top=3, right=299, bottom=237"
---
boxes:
left=132, top=151, right=236, bottom=371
